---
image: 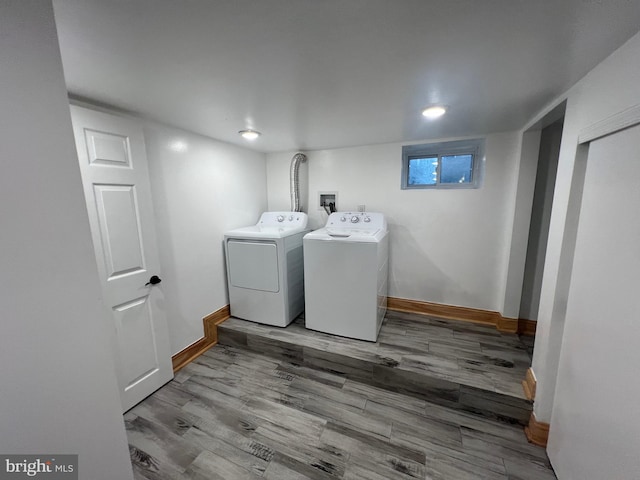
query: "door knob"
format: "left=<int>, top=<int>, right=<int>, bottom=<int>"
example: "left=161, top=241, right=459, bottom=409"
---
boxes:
left=145, top=275, right=162, bottom=286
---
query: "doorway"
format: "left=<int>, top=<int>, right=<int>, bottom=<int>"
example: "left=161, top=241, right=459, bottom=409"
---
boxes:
left=519, top=116, right=564, bottom=322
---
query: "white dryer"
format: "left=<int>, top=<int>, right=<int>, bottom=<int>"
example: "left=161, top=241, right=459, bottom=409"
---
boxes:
left=303, top=212, right=389, bottom=341
left=224, top=212, right=309, bottom=327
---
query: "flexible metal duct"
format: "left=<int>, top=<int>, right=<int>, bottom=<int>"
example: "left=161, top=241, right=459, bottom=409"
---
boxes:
left=289, top=152, right=307, bottom=212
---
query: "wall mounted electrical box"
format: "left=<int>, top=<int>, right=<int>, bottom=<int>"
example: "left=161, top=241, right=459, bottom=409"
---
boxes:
left=319, top=192, right=338, bottom=212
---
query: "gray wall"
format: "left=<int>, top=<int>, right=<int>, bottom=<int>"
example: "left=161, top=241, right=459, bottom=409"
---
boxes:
left=0, top=2, right=133, bottom=478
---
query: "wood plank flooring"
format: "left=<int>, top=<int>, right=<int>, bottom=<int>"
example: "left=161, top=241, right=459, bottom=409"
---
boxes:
left=217, top=311, right=533, bottom=425
left=126, top=343, right=556, bottom=479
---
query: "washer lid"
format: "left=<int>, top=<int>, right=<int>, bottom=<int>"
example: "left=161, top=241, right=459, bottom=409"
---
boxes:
left=305, top=211, right=387, bottom=242
left=304, top=227, right=387, bottom=243
left=327, top=227, right=381, bottom=238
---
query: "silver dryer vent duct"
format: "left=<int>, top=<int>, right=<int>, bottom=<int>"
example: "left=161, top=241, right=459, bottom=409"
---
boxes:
left=289, top=152, right=307, bottom=212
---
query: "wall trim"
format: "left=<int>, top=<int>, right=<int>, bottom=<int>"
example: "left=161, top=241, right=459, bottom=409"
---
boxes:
left=522, top=367, right=537, bottom=401
left=578, top=102, right=640, bottom=144
left=518, top=319, right=537, bottom=336
left=497, top=316, right=518, bottom=334
left=525, top=411, right=550, bottom=447
left=387, top=297, right=535, bottom=335
left=388, top=297, right=497, bottom=325
left=171, top=305, right=230, bottom=373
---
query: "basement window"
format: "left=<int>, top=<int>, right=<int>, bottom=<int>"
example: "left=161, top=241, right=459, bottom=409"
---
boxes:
left=401, top=138, right=484, bottom=189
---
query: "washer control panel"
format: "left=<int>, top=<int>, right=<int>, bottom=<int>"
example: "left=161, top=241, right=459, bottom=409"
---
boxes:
left=258, top=211, right=309, bottom=228
left=326, top=212, right=386, bottom=231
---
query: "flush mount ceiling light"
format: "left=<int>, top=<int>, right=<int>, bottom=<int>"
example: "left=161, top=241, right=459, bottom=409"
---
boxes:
left=239, top=129, right=261, bottom=140
left=169, top=140, right=188, bottom=153
left=421, top=106, right=447, bottom=119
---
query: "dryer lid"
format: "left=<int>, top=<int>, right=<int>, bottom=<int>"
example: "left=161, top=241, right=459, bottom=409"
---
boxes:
left=225, top=211, right=309, bottom=238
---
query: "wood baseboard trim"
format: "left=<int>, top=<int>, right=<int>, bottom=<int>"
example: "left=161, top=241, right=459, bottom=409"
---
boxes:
left=497, top=316, right=518, bottom=334
left=388, top=297, right=497, bottom=326
left=524, top=411, right=550, bottom=447
left=171, top=304, right=230, bottom=373
left=518, top=319, right=537, bottom=336
left=522, top=367, right=537, bottom=401
left=202, top=304, right=231, bottom=343
left=387, top=297, right=529, bottom=334
left=171, top=337, right=211, bottom=374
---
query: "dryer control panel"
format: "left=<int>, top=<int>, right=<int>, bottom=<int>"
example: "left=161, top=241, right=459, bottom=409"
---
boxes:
left=258, top=211, right=309, bottom=228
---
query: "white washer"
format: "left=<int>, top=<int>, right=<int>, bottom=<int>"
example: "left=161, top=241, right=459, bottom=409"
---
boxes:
left=224, top=212, right=309, bottom=327
left=303, top=212, right=389, bottom=341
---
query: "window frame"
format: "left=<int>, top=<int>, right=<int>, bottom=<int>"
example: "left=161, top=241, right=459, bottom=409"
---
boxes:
left=401, top=138, right=485, bottom=190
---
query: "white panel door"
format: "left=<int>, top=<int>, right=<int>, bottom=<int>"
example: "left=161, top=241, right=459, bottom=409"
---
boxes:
left=70, top=105, right=173, bottom=412
left=548, top=123, right=640, bottom=479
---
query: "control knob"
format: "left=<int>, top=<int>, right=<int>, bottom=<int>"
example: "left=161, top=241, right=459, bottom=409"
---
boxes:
left=363, top=216, right=371, bottom=223
left=288, top=215, right=294, bottom=221
left=277, top=215, right=285, bottom=222
left=350, top=216, right=360, bottom=223
left=340, top=216, right=346, bottom=222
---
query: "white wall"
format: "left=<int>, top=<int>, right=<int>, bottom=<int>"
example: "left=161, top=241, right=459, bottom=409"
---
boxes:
left=532, top=31, right=640, bottom=423
left=528, top=30, right=640, bottom=478
left=267, top=133, right=521, bottom=313
left=549, top=124, right=640, bottom=480
left=499, top=130, right=541, bottom=319
left=0, top=2, right=133, bottom=478
left=145, top=124, right=267, bottom=354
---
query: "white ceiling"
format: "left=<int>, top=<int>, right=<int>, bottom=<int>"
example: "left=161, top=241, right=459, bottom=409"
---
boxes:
left=52, top=0, right=640, bottom=153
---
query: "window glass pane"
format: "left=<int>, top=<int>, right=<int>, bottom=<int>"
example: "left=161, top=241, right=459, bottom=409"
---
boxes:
left=440, top=154, right=473, bottom=184
left=408, top=156, right=438, bottom=185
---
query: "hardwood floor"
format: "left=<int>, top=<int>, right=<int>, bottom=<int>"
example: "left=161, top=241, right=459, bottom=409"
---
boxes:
left=126, top=331, right=556, bottom=479
left=217, top=311, right=534, bottom=425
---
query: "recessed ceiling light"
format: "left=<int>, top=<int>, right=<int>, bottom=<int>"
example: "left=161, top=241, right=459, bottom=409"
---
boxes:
left=239, top=129, right=261, bottom=140
left=169, top=140, right=188, bottom=153
left=422, top=106, right=447, bottom=119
